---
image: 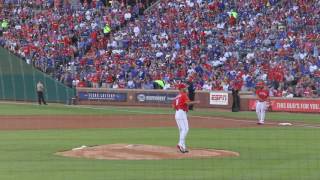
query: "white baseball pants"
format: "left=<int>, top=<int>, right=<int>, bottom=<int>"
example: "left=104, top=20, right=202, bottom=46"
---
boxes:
left=175, top=109, right=189, bottom=149
left=256, top=101, right=267, bottom=123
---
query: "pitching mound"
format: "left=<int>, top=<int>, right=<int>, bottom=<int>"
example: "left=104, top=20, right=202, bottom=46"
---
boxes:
left=56, top=144, right=239, bottom=160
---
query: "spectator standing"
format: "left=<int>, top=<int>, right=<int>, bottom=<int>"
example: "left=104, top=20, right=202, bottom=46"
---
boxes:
left=231, top=79, right=242, bottom=112
left=36, top=81, right=47, bottom=105
left=187, top=78, right=196, bottom=110
left=231, top=88, right=240, bottom=112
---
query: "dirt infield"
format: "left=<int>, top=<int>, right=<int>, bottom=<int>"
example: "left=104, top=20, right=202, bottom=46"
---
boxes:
left=0, top=114, right=272, bottom=130
left=56, top=144, right=239, bottom=160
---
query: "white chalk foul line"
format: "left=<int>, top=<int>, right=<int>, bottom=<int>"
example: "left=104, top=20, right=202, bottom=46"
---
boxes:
left=190, top=115, right=283, bottom=127
left=1, top=101, right=319, bottom=128
left=190, top=115, right=320, bottom=129
left=67, top=105, right=320, bottom=129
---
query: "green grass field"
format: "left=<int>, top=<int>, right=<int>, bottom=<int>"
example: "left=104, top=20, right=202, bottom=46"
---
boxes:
left=0, top=102, right=319, bottom=180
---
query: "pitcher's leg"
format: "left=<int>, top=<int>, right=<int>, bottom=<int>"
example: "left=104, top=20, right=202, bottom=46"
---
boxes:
left=180, top=112, right=189, bottom=149
left=256, top=102, right=261, bottom=122
left=260, top=102, right=266, bottom=123
left=175, top=110, right=184, bottom=147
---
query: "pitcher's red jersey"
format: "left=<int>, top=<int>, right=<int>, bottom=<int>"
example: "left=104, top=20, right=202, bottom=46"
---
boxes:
left=256, top=89, right=269, bottom=101
left=173, top=92, right=189, bottom=111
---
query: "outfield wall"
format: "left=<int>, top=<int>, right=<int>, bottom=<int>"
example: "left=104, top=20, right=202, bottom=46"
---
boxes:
left=0, top=47, right=75, bottom=103
left=241, top=96, right=320, bottom=113
left=76, top=88, right=232, bottom=108
left=77, top=88, right=320, bottom=113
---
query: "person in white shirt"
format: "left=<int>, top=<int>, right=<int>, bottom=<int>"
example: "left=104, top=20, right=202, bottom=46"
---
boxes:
left=202, top=81, right=212, bottom=91
left=36, top=81, right=47, bottom=105
left=124, top=12, right=132, bottom=21
left=112, top=82, right=119, bottom=89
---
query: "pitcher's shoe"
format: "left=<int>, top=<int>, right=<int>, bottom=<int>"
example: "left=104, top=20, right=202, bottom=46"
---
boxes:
left=183, top=147, right=189, bottom=153
left=177, top=145, right=188, bottom=153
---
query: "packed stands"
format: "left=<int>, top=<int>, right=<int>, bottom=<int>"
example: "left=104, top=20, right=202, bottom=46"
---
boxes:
left=0, top=0, right=319, bottom=98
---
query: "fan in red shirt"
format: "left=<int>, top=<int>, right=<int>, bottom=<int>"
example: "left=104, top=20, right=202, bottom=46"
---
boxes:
left=303, top=86, right=313, bottom=98
left=92, top=74, right=100, bottom=88
left=255, top=81, right=269, bottom=125
left=172, top=83, right=199, bottom=153
left=273, top=88, right=283, bottom=97
left=77, top=80, right=86, bottom=88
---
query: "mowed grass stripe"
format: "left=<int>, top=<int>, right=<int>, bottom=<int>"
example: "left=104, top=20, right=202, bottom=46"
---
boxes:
left=0, top=128, right=318, bottom=180
left=0, top=103, right=164, bottom=116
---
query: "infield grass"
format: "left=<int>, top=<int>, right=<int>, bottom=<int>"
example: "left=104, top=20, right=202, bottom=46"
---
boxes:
left=0, top=127, right=319, bottom=180
left=0, top=102, right=319, bottom=180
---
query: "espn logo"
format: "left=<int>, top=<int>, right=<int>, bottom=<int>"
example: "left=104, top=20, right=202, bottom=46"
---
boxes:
left=210, top=92, right=228, bottom=105
left=211, top=95, right=227, bottom=101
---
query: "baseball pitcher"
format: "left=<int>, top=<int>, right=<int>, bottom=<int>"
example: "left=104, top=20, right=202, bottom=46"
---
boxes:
left=172, top=83, right=199, bottom=153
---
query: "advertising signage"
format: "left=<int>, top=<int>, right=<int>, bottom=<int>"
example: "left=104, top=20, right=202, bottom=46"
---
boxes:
left=135, top=93, right=178, bottom=104
left=249, top=99, right=320, bottom=113
left=78, top=92, right=127, bottom=102
left=209, top=92, right=229, bottom=105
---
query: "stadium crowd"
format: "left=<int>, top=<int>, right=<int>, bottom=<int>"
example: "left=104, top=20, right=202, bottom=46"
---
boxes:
left=0, top=0, right=144, bottom=85
left=0, top=0, right=320, bottom=98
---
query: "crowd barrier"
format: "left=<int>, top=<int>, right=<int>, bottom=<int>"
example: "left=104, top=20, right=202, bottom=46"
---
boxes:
left=76, top=88, right=235, bottom=108
left=0, top=47, right=75, bottom=103
left=77, top=88, right=320, bottom=113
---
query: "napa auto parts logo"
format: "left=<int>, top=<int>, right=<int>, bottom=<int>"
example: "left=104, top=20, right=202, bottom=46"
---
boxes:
left=136, top=93, right=177, bottom=104
left=210, top=92, right=228, bottom=105
left=136, top=94, right=146, bottom=102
